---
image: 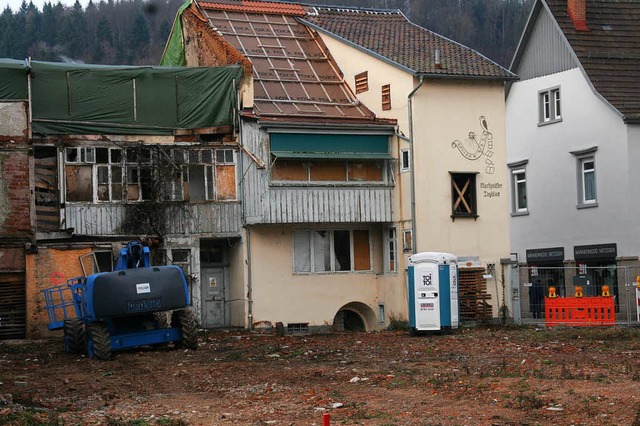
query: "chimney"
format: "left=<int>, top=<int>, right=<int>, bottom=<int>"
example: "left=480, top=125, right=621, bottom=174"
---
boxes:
left=567, top=0, right=589, bottom=31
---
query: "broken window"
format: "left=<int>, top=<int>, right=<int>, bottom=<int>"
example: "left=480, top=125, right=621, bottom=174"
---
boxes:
left=272, top=159, right=385, bottom=183
left=65, top=145, right=237, bottom=203
left=293, top=229, right=371, bottom=274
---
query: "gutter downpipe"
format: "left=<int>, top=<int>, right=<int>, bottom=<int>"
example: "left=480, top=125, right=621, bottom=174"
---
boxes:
left=408, top=76, right=424, bottom=255
left=237, top=84, right=253, bottom=331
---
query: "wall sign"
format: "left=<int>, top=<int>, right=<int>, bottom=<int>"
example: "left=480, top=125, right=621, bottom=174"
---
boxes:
left=526, top=247, right=565, bottom=263
left=574, top=243, right=617, bottom=260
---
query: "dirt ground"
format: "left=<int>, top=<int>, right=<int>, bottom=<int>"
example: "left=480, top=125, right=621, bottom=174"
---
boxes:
left=2, top=326, right=640, bottom=425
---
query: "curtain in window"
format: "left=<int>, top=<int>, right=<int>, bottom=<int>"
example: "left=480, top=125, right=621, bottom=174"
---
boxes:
left=294, top=231, right=311, bottom=273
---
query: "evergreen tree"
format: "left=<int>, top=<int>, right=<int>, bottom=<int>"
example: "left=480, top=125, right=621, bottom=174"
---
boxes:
left=128, top=11, right=150, bottom=61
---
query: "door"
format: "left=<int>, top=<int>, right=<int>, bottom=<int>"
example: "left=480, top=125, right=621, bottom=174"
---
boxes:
left=201, top=267, right=225, bottom=328
left=200, top=241, right=227, bottom=328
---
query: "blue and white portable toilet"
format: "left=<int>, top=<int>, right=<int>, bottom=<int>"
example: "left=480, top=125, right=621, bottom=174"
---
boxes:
left=408, top=252, right=459, bottom=332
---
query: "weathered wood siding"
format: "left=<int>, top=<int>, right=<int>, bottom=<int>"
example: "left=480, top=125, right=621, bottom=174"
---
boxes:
left=65, top=203, right=242, bottom=236
left=517, top=6, right=577, bottom=80
left=241, top=121, right=394, bottom=224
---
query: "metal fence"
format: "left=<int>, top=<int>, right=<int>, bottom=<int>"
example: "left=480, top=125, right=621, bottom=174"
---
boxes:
left=509, top=264, right=640, bottom=326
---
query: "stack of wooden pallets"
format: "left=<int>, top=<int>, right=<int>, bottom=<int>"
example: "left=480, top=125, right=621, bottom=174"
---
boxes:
left=458, top=267, right=492, bottom=322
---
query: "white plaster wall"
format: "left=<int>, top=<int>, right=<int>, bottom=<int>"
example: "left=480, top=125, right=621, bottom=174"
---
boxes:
left=507, top=67, right=632, bottom=259
left=0, top=102, right=27, bottom=137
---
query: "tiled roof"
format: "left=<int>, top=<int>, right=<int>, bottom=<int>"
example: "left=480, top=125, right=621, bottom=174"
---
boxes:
left=199, top=0, right=305, bottom=16
left=301, top=7, right=516, bottom=80
left=199, top=4, right=380, bottom=123
left=545, top=0, right=640, bottom=122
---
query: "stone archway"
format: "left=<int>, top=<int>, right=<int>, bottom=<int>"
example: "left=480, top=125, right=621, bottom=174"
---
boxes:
left=332, top=302, right=377, bottom=332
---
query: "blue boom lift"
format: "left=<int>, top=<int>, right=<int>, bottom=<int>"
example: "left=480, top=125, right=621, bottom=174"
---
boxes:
left=42, top=242, right=198, bottom=360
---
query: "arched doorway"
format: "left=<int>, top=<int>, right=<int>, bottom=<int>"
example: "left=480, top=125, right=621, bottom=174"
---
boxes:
left=332, top=302, right=377, bottom=332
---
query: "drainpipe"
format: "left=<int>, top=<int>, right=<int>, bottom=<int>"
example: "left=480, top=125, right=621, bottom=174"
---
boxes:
left=408, top=76, right=424, bottom=254
left=237, top=88, right=253, bottom=331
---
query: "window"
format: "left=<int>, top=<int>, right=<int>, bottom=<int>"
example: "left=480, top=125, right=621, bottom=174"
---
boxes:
left=571, top=147, right=598, bottom=208
left=385, top=227, right=397, bottom=273
left=382, top=84, right=391, bottom=111
left=378, top=303, right=385, bottom=324
left=450, top=173, right=477, bottom=219
left=64, top=146, right=237, bottom=203
left=271, top=159, right=385, bottom=183
left=293, top=229, right=372, bottom=273
left=539, top=87, right=561, bottom=124
left=402, top=229, right=412, bottom=252
left=355, top=71, right=368, bottom=94
left=512, top=169, right=528, bottom=213
left=580, top=157, right=597, bottom=204
left=400, top=149, right=410, bottom=172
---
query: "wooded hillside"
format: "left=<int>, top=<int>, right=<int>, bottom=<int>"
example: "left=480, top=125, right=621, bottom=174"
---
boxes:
left=0, top=0, right=533, bottom=67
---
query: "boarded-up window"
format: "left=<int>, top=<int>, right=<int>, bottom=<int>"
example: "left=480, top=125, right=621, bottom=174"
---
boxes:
left=66, top=165, right=93, bottom=201
left=309, top=161, right=347, bottom=181
left=355, top=71, right=369, bottom=94
left=348, top=161, right=383, bottom=181
left=353, top=230, right=371, bottom=271
left=382, top=84, right=391, bottom=110
left=216, top=165, right=236, bottom=200
left=451, top=173, right=477, bottom=218
left=271, top=160, right=308, bottom=181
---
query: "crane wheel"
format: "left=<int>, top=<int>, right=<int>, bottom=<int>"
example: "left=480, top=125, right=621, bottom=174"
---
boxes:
left=172, top=309, right=198, bottom=350
left=87, top=322, right=112, bottom=360
left=64, top=319, right=85, bottom=354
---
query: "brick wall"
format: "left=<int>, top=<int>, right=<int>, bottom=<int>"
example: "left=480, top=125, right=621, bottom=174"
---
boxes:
left=25, top=247, right=91, bottom=338
left=0, top=151, right=32, bottom=238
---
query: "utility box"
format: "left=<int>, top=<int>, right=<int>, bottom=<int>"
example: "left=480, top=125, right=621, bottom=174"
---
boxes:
left=408, top=252, right=459, bottom=332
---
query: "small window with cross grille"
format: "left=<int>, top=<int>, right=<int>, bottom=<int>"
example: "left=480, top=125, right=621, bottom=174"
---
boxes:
left=450, top=172, right=477, bottom=219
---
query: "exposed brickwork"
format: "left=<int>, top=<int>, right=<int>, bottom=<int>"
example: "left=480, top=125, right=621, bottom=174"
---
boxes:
left=183, top=6, right=253, bottom=76
left=567, top=0, right=589, bottom=31
left=25, top=247, right=91, bottom=338
left=0, top=151, right=32, bottom=238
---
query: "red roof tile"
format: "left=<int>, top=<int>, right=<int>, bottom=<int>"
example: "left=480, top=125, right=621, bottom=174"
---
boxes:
left=199, top=0, right=305, bottom=16
left=302, top=7, right=515, bottom=80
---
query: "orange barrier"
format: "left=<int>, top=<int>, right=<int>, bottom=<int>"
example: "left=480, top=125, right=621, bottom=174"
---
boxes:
left=545, top=296, right=615, bottom=326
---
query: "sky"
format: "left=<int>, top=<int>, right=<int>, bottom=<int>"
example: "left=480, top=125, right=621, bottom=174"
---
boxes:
left=2, top=0, right=90, bottom=12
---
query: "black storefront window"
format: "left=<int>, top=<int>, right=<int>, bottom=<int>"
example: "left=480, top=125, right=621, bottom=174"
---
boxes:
left=526, top=247, right=565, bottom=319
left=574, top=243, right=618, bottom=312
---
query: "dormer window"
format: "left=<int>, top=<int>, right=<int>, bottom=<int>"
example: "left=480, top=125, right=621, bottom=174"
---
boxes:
left=539, top=87, right=561, bottom=125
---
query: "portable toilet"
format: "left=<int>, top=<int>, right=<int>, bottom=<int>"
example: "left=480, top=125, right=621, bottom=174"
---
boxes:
left=408, top=252, right=459, bottom=333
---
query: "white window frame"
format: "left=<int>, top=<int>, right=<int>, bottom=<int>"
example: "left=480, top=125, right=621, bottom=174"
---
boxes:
left=571, top=147, right=598, bottom=208
left=538, top=87, right=561, bottom=125
left=292, top=229, right=373, bottom=274
left=384, top=226, right=398, bottom=273
left=400, top=149, right=410, bottom=172
left=512, top=168, right=528, bottom=213
left=580, top=157, right=597, bottom=205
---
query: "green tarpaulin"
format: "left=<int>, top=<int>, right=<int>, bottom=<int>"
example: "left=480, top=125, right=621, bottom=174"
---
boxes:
left=0, top=59, right=242, bottom=135
left=0, top=59, right=29, bottom=100
left=160, top=0, right=191, bottom=67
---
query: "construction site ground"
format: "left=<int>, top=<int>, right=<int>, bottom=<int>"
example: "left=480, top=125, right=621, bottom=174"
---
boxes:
left=2, top=326, right=640, bottom=425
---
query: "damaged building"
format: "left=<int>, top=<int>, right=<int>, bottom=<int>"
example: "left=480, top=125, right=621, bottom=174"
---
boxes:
left=0, top=59, right=244, bottom=338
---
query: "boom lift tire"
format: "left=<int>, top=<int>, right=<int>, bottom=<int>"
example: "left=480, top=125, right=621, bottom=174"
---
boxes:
left=63, top=319, right=85, bottom=354
left=88, top=322, right=112, bottom=360
left=172, top=309, right=198, bottom=350
left=153, top=311, right=170, bottom=329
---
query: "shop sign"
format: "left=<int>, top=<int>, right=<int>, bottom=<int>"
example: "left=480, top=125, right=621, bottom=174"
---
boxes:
left=574, top=243, right=617, bottom=260
left=526, top=247, right=564, bottom=263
